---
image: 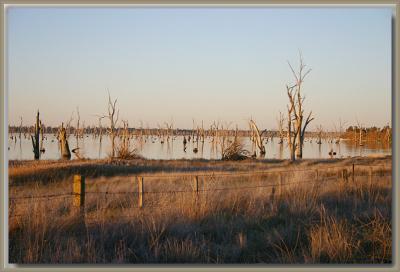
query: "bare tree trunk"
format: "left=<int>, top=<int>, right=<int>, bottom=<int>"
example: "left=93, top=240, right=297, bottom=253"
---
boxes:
left=40, top=121, right=44, bottom=152
left=356, top=120, right=363, bottom=146
left=19, top=117, right=23, bottom=140
left=286, top=99, right=297, bottom=161
left=287, top=52, right=313, bottom=159
left=316, top=125, right=323, bottom=144
left=286, top=85, right=304, bottom=161
left=277, top=112, right=284, bottom=144
left=101, top=92, right=119, bottom=158
left=31, top=110, right=40, bottom=160
left=59, top=123, right=71, bottom=159
left=249, top=119, right=266, bottom=157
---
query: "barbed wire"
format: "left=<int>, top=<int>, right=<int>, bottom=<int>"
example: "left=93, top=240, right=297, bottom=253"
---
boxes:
left=72, top=176, right=387, bottom=218
left=106, top=163, right=392, bottom=180
left=72, top=178, right=341, bottom=216
left=10, top=172, right=391, bottom=202
left=9, top=173, right=392, bottom=218
left=9, top=192, right=74, bottom=201
left=8, top=167, right=391, bottom=201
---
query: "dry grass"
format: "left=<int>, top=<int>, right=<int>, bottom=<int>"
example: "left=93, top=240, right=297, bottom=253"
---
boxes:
left=8, top=155, right=391, bottom=185
left=8, top=161, right=392, bottom=264
left=309, top=208, right=356, bottom=263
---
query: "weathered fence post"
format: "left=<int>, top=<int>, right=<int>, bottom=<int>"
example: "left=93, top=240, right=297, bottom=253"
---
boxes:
left=193, top=176, right=199, bottom=200
left=270, top=186, right=276, bottom=211
left=73, top=175, right=85, bottom=213
left=137, top=176, right=144, bottom=208
left=279, top=173, right=283, bottom=195
left=352, top=163, right=355, bottom=183
left=343, top=169, right=348, bottom=183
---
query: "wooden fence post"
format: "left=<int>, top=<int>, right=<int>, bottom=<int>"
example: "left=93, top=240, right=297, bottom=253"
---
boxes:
left=279, top=173, right=283, bottom=196
left=352, top=163, right=355, bottom=183
left=270, top=186, right=276, bottom=210
left=138, top=176, right=144, bottom=208
left=193, top=175, right=199, bottom=197
left=73, top=175, right=85, bottom=212
left=343, top=169, right=348, bottom=183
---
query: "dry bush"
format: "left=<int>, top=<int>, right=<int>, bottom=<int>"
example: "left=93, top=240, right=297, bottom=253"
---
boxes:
left=115, top=145, right=140, bottom=160
left=111, top=138, right=142, bottom=160
left=221, top=140, right=250, bottom=161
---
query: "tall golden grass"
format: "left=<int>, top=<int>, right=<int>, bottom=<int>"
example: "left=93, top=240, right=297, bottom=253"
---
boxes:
left=9, top=164, right=391, bottom=264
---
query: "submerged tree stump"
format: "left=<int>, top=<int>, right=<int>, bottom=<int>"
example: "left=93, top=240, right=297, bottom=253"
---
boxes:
left=59, top=123, right=71, bottom=159
left=31, top=110, right=41, bottom=160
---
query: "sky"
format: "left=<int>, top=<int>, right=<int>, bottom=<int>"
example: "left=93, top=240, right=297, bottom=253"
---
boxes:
left=6, top=6, right=393, bottom=130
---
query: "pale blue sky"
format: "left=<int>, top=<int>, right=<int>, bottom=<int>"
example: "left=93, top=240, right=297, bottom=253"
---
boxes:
left=7, top=7, right=393, bottom=130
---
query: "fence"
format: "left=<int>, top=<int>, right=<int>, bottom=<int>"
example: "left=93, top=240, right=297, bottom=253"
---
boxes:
left=9, top=163, right=392, bottom=218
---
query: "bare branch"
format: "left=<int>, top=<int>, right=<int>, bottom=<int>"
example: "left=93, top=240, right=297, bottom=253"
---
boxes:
left=302, top=68, right=312, bottom=81
left=287, top=61, right=299, bottom=84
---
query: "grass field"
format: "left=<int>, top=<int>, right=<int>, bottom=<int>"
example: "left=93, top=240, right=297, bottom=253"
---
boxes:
left=8, top=156, right=392, bottom=264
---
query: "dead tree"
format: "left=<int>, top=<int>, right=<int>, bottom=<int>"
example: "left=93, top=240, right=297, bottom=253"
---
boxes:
left=356, top=119, right=364, bottom=146
left=164, top=121, right=174, bottom=142
left=63, top=111, right=74, bottom=139
left=82, top=121, right=85, bottom=137
left=93, top=114, right=106, bottom=141
left=192, top=119, right=196, bottom=142
left=286, top=87, right=299, bottom=161
left=40, top=121, right=45, bottom=153
left=59, top=122, right=71, bottom=159
left=218, top=122, right=232, bottom=156
left=249, top=119, right=266, bottom=157
left=31, top=110, right=41, bottom=160
left=201, top=120, right=205, bottom=143
left=384, top=125, right=392, bottom=144
left=234, top=124, right=239, bottom=142
left=19, top=117, right=23, bottom=140
left=101, top=92, right=119, bottom=158
left=333, top=118, right=346, bottom=144
left=287, top=52, right=314, bottom=158
left=98, top=116, right=104, bottom=141
left=248, top=119, right=256, bottom=152
left=75, top=106, right=80, bottom=138
left=316, top=125, right=323, bottom=144
left=116, top=120, right=134, bottom=158
left=277, top=111, right=285, bottom=144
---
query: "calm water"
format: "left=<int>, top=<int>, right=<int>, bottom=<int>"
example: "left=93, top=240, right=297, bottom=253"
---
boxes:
left=7, top=134, right=391, bottom=160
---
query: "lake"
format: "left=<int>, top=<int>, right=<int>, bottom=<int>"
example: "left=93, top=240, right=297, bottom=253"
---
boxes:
left=7, top=134, right=391, bottom=161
